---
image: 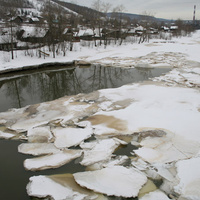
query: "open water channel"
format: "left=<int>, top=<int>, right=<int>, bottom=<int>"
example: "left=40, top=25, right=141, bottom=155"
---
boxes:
left=0, top=64, right=170, bottom=199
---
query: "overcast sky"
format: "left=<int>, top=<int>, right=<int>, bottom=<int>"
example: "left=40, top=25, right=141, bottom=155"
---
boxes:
left=67, top=0, right=200, bottom=20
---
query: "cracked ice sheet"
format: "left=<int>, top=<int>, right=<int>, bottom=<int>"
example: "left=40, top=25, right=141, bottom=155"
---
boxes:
left=174, top=157, right=200, bottom=200
left=27, top=174, right=97, bottom=200
left=134, top=133, right=200, bottom=164
left=52, top=127, right=93, bottom=148
left=80, top=138, right=125, bottom=166
left=74, top=166, right=147, bottom=198
left=24, top=149, right=82, bottom=171
left=96, top=84, right=200, bottom=142
left=0, top=94, right=99, bottom=132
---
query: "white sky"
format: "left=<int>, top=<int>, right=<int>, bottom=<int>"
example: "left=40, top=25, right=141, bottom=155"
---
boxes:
left=67, top=0, right=200, bottom=20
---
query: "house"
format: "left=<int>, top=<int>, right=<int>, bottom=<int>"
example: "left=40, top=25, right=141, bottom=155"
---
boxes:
left=78, top=29, right=95, bottom=41
left=11, top=16, right=23, bottom=24
left=18, top=26, right=49, bottom=43
left=63, top=27, right=80, bottom=42
left=0, top=35, right=17, bottom=50
left=29, top=17, right=40, bottom=24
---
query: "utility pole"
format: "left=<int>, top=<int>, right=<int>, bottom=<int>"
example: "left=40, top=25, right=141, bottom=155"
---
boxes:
left=193, top=5, right=196, bottom=24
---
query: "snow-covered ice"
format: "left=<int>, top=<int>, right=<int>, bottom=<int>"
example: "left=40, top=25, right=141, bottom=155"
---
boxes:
left=74, top=166, right=147, bottom=198
left=27, top=174, right=97, bottom=200
left=174, top=157, right=200, bottom=200
left=80, top=138, right=124, bottom=166
left=52, top=127, right=93, bottom=148
left=18, top=143, right=61, bottom=156
left=24, top=149, right=82, bottom=171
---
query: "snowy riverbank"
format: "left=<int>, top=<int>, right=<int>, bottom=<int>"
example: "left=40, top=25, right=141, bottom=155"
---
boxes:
left=0, top=31, right=200, bottom=200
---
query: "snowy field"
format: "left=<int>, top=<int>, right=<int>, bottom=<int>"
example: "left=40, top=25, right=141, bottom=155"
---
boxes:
left=0, top=31, right=200, bottom=199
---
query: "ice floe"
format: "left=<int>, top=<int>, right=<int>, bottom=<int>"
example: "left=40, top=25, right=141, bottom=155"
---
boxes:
left=24, top=149, right=82, bottom=171
left=52, top=127, right=93, bottom=148
left=80, top=138, right=125, bottom=166
left=0, top=130, right=15, bottom=139
left=27, top=126, right=53, bottom=143
left=139, top=189, right=170, bottom=200
left=27, top=174, right=97, bottom=200
left=74, top=166, right=147, bottom=198
left=174, top=157, right=200, bottom=200
left=18, top=143, right=61, bottom=156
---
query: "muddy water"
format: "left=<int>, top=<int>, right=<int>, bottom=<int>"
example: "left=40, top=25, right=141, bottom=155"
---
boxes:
left=0, top=64, right=170, bottom=112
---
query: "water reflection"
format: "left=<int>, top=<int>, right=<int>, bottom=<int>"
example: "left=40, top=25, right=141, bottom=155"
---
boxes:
left=0, top=65, right=169, bottom=112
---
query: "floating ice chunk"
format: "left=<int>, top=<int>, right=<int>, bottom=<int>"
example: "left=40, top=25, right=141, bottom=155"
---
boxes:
left=0, top=130, right=15, bottom=139
left=131, top=158, right=148, bottom=171
left=27, top=174, right=97, bottom=200
left=174, top=157, right=200, bottom=200
left=135, top=133, right=199, bottom=164
left=18, top=143, right=61, bottom=156
left=86, top=155, right=130, bottom=171
left=80, top=138, right=122, bottom=166
left=24, top=149, right=82, bottom=171
left=139, top=190, right=170, bottom=200
left=52, top=127, right=93, bottom=148
left=74, top=166, right=147, bottom=198
left=27, top=126, right=53, bottom=143
left=152, top=164, right=175, bottom=182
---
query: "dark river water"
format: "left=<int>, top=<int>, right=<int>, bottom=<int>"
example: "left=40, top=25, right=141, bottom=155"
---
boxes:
left=0, top=64, right=170, bottom=113
left=0, top=64, right=170, bottom=199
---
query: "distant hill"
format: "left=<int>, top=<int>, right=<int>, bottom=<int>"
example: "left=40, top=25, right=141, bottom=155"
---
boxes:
left=107, top=12, right=172, bottom=23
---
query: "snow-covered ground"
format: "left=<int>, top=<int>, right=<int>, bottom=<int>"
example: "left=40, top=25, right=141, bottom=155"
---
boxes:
left=0, top=31, right=200, bottom=200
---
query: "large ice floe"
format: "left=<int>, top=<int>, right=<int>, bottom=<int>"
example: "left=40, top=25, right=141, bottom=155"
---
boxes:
left=74, top=166, right=147, bottom=198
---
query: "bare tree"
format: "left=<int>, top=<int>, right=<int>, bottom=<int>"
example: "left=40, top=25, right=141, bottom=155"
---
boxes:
left=5, top=6, right=18, bottom=60
left=112, top=5, right=126, bottom=45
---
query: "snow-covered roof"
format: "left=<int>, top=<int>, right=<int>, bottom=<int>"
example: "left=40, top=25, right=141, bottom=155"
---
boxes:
left=77, top=29, right=95, bottom=36
left=170, top=26, right=178, bottom=30
left=135, top=26, right=145, bottom=31
left=21, top=26, right=48, bottom=38
left=30, top=17, right=39, bottom=22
